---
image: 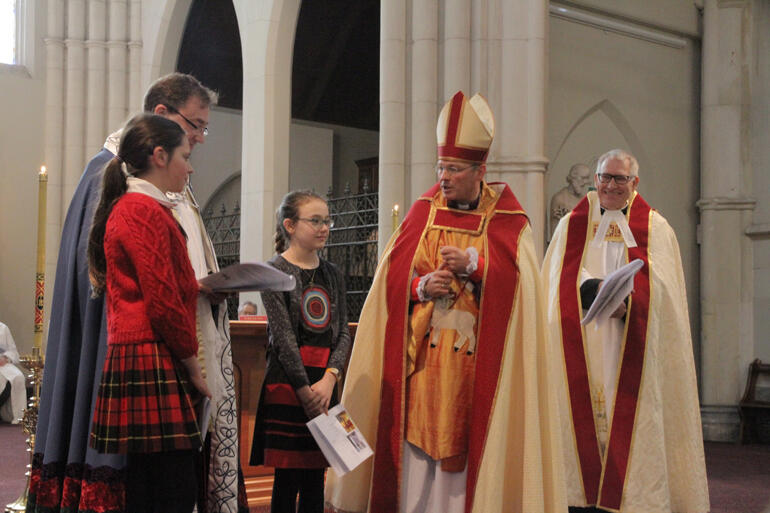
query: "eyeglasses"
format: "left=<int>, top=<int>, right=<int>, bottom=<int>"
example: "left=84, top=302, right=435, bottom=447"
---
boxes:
left=435, top=163, right=478, bottom=177
left=597, top=173, right=635, bottom=185
left=164, top=104, right=209, bottom=137
left=298, top=217, right=335, bottom=229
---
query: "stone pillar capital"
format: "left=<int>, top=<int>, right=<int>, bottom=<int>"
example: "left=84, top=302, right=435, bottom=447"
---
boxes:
left=485, top=157, right=549, bottom=174
left=715, top=0, right=749, bottom=9
left=696, top=196, right=756, bottom=212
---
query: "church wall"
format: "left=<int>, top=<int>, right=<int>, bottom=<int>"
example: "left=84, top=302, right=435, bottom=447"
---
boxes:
left=188, top=106, right=244, bottom=209
left=290, top=121, right=379, bottom=196
left=0, top=71, right=46, bottom=352
left=547, top=5, right=702, bottom=365
left=199, top=119, right=378, bottom=215
left=1, top=0, right=765, bottom=379
left=0, top=0, right=48, bottom=352
left=289, top=122, right=333, bottom=195
left=750, top=0, right=770, bottom=363
left=0, top=0, right=197, bottom=353
left=555, top=0, right=700, bottom=37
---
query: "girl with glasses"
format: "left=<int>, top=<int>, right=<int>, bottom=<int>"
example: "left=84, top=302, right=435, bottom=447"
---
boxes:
left=250, top=190, right=352, bottom=513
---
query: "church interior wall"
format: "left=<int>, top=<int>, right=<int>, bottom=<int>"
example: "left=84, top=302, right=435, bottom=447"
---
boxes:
left=556, top=0, right=701, bottom=37
left=0, top=0, right=766, bottom=406
left=289, top=122, right=334, bottom=195
left=750, top=0, right=770, bottom=363
left=0, top=0, right=48, bottom=351
left=310, top=121, right=379, bottom=196
left=0, top=70, right=46, bottom=352
left=199, top=119, right=378, bottom=217
left=547, top=8, right=702, bottom=361
left=188, top=106, right=244, bottom=209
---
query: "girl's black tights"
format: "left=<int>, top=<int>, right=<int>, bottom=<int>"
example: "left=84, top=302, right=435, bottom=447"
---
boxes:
left=271, top=467, right=325, bottom=513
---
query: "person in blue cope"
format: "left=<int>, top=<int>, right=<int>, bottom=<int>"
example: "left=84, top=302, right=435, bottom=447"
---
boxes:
left=542, top=149, right=710, bottom=513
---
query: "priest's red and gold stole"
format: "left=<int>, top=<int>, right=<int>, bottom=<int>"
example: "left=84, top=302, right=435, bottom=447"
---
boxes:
left=559, top=194, right=652, bottom=510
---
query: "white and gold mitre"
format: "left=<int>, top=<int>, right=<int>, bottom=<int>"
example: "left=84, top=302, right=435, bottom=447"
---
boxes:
left=436, top=91, right=495, bottom=163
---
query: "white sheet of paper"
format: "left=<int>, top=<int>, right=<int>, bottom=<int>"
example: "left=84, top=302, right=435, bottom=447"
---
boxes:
left=581, top=258, right=644, bottom=326
left=198, top=262, right=295, bottom=293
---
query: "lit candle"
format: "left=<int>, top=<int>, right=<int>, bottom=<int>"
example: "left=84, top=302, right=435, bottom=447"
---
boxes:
left=391, top=204, right=400, bottom=233
left=34, top=166, right=47, bottom=351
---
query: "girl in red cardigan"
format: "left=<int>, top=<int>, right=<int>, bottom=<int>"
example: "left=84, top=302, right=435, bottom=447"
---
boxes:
left=87, top=113, right=211, bottom=513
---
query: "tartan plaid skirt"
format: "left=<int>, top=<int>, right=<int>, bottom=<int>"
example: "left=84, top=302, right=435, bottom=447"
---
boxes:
left=90, top=341, right=202, bottom=454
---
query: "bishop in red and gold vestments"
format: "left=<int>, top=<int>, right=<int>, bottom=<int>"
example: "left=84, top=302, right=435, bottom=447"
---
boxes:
left=325, top=92, right=566, bottom=513
left=542, top=150, right=709, bottom=513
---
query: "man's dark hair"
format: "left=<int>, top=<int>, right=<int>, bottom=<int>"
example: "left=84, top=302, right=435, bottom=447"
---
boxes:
left=143, top=72, right=218, bottom=112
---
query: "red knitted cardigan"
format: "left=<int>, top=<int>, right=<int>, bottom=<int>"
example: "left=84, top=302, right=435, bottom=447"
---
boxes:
left=103, top=192, right=199, bottom=360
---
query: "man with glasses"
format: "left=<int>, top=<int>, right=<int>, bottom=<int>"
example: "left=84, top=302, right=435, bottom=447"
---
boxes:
left=542, top=149, right=709, bottom=512
left=30, top=73, right=247, bottom=513
left=326, top=91, right=566, bottom=513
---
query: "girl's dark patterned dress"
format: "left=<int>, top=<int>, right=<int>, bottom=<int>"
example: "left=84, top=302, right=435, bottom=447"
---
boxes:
left=250, top=255, right=351, bottom=469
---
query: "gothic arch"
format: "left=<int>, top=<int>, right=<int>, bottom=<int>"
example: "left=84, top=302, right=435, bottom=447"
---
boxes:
left=551, top=99, right=650, bottom=174
left=203, top=170, right=241, bottom=216
left=148, top=0, right=194, bottom=80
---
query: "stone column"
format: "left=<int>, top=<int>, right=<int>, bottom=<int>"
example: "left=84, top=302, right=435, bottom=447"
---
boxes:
left=378, top=0, right=407, bottom=254
left=128, top=0, right=143, bottom=110
left=44, top=0, right=66, bottom=290
left=486, top=0, right=549, bottom=256
left=383, top=0, right=548, bottom=254
left=107, top=0, right=129, bottom=130
left=469, top=0, right=488, bottom=94
left=698, top=0, right=756, bottom=442
left=41, top=0, right=139, bottom=303
left=236, top=0, right=300, bottom=310
left=85, top=0, right=107, bottom=158
left=410, top=0, right=438, bottom=200
left=442, top=0, right=471, bottom=98
left=63, top=0, right=87, bottom=206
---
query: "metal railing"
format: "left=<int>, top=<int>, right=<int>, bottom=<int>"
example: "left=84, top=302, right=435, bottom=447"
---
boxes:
left=321, top=182, right=378, bottom=321
left=203, top=203, right=241, bottom=319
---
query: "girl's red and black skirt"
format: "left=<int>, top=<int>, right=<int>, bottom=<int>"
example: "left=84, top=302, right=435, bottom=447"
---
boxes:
left=90, top=341, right=202, bottom=454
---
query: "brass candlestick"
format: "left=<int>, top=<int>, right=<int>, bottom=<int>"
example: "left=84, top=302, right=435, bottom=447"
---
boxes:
left=5, top=349, right=44, bottom=513
left=391, top=204, right=400, bottom=234
left=7, top=166, right=48, bottom=513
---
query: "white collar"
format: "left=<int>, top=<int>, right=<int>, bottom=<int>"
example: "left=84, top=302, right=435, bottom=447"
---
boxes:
left=590, top=201, right=637, bottom=248
left=103, top=129, right=122, bottom=156
left=126, top=177, right=177, bottom=208
left=166, top=184, right=199, bottom=208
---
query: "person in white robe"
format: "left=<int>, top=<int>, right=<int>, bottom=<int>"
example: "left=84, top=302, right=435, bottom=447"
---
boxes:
left=170, top=184, right=242, bottom=513
left=0, top=322, right=27, bottom=424
left=542, top=149, right=709, bottom=513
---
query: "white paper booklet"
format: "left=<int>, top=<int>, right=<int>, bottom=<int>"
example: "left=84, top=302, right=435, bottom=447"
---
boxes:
left=306, top=404, right=373, bottom=476
left=581, top=258, right=644, bottom=326
left=198, top=262, right=295, bottom=293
